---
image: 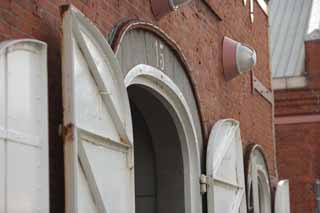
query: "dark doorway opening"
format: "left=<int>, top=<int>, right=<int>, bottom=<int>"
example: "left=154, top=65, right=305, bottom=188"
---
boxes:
left=128, top=85, right=185, bottom=213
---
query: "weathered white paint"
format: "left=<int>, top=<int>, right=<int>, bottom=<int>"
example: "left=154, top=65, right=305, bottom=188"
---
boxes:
left=62, top=6, right=134, bottom=213
left=275, top=180, right=290, bottom=213
left=247, top=146, right=272, bottom=213
left=0, top=39, right=49, bottom=213
left=206, top=119, right=247, bottom=213
left=125, top=64, right=202, bottom=213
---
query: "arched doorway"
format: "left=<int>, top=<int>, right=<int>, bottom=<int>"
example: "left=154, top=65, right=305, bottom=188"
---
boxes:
left=124, top=64, right=202, bottom=213
left=129, top=85, right=185, bottom=213
left=112, top=21, right=204, bottom=213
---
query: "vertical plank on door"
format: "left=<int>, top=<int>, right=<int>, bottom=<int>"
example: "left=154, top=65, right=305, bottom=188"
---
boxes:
left=143, top=31, right=157, bottom=69
left=118, top=30, right=147, bottom=77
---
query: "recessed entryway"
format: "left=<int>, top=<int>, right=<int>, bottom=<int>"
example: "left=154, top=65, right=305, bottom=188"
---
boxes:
left=129, top=85, right=185, bottom=213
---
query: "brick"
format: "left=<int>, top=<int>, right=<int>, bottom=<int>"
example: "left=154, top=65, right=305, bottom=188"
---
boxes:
left=306, top=39, right=320, bottom=90
left=276, top=122, right=320, bottom=213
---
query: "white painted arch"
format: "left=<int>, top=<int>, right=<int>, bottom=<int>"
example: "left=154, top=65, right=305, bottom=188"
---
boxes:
left=125, top=64, right=203, bottom=213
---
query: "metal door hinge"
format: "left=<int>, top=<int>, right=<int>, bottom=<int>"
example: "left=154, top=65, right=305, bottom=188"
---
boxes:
left=200, top=174, right=214, bottom=194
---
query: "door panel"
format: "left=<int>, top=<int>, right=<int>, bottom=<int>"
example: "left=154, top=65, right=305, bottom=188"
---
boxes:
left=207, top=119, right=247, bottom=213
left=0, top=49, right=4, bottom=129
left=62, top=5, right=134, bottom=213
left=0, top=140, right=4, bottom=213
left=246, top=144, right=272, bottom=213
left=73, top=38, right=119, bottom=141
left=78, top=164, right=99, bottom=213
left=7, top=143, right=41, bottom=212
left=275, top=180, right=290, bottom=213
left=215, top=140, right=238, bottom=184
left=0, top=46, right=4, bottom=213
left=245, top=145, right=272, bottom=213
left=81, top=136, right=132, bottom=213
left=7, top=47, right=44, bottom=146
left=0, top=40, right=49, bottom=213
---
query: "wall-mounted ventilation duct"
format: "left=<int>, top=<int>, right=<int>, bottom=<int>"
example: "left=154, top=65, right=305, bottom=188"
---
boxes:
left=223, top=36, right=257, bottom=81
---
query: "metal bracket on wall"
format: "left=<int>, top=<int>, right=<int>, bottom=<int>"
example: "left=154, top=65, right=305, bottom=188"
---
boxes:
left=251, top=72, right=274, bottom=105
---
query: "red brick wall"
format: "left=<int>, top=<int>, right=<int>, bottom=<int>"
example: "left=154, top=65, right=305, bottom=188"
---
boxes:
left=276, top=122, right=320, bottom=213
left=306, top=39, right=320, bottom=90
left=275, top=89, right=320, bottom=213
left=0, top=0, right=273, bottom=212
left=275, top=39, right=320, bottom=213
left=275, top=89, right=320, bottom=116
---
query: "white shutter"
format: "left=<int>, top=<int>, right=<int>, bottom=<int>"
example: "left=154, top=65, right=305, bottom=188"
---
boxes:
left=62, top=5, right=134, bottom=213
left=206, top=119, right=247, bottom=213
left=0, top=39, right=49, bottom=213
left=275, top=180, right=290, bottom=213
left=246, top=144, right=272, bottom=213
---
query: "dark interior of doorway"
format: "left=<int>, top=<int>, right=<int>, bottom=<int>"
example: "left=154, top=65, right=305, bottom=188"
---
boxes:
left=128, top=85, right=185, bottom=213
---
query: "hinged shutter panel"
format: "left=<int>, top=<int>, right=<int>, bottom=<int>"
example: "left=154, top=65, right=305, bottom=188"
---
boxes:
left=275, top=180, right=290, bottom=213
left=206, top=119, right=247, bottom=213
left=0, top=39, right=49, bottom=212
left=245, top=144, right=272, bottom=213
left=62, top=5, right=134, bottom=213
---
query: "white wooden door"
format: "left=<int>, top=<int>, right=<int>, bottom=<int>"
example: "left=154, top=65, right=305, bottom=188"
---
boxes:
left=0, top=39, right=49, bottom=213
left=275, top=180, right=290, bottom=213
left=206, top=119, right=247, bottom=213
left=62, top=5, right=134, bottom=213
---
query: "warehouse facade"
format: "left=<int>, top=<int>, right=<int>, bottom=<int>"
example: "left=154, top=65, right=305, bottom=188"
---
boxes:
left=0, top=0, right=287, bottom=212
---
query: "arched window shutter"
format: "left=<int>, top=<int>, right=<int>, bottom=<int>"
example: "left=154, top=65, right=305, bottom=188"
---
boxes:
left=0, top=39, right=49, bottom=212
left=275, top=180, right=290, bottom=213
left=206, top=119, right=247, bottom=213
left=245, top=144, right=272, bottom=213
left=61, top=5, right=134, bottom=213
